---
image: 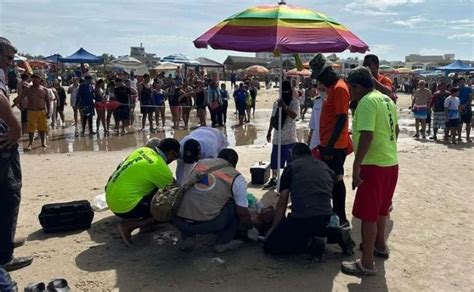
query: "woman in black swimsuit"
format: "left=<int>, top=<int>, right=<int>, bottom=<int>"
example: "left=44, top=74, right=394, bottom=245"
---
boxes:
left=193, top=80, right=207, bottom=126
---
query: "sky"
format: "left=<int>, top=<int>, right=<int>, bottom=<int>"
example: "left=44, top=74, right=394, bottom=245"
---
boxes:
left=1, top=0, right=473, bottom=63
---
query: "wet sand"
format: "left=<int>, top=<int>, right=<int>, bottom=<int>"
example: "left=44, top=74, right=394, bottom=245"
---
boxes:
left=9, top=85, right=474, bottom=291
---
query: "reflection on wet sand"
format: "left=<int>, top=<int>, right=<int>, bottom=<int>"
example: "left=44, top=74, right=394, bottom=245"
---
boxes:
left=20, top=110, right=310, bottom=154
left=19, top=108, right=415, bottom=155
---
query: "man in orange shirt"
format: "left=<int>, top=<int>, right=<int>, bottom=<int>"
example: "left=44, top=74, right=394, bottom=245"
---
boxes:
left=310, top=53, right=350, bottom=227
left=363, top=55, right=394, bottom=100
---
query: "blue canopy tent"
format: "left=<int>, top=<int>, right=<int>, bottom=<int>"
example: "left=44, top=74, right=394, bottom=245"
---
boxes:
left=59, top=48, right=103, bottom=64
left=436, top=60, right=472, bottom=73
left=43, top=54, right=63, bottom=63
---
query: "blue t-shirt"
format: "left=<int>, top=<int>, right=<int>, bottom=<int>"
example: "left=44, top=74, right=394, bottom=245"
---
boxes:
left=154, top=91, right=165, bottom=105
left=233, top=89, right=247, bottom=105
left=458, top=86, right=472, bottom=105
left=78, top=83, right=95, bottom=107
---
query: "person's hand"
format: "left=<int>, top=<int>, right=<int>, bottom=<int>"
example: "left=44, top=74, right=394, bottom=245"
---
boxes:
left=266, top=132, right=272, bottom=143
left=321, top=146, right=334, bottom=160
left=352, top=166, right=363, bottom=190
left=0, top=131, right=20, bottom=150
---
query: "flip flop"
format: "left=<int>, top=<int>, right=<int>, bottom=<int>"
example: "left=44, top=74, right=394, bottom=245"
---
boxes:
left=117, top=224, right=132, bottom=247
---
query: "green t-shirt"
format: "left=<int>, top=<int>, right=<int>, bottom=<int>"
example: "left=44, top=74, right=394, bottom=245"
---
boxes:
left=105, top=147, right=173, bottom=213
left=352, top=90, right=398, bottom=167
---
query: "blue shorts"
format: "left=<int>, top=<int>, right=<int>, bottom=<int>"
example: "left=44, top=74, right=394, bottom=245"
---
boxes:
left=270, top=144, right=294, bottom=170
left=414, top=106, right=428, bottom=120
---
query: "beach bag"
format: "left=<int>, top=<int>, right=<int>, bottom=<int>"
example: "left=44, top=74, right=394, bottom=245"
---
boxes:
left=39, top=200, right=94, bottom=233
left=210, top=100, right=220, bottom=110
left=150, top=163, right=228, bottom=222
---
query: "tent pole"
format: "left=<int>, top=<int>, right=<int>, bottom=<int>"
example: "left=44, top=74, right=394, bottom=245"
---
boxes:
left=277, top=53, right=283, bottom=190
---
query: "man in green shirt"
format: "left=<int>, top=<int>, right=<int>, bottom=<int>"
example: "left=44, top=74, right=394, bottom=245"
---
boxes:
left=341, top=67, right=399, bottom=276
left=105, top=138, right=180, bottom=247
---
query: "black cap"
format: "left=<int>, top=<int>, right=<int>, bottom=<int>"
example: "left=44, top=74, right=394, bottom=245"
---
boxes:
left=182, top=139, right=201, bottom=164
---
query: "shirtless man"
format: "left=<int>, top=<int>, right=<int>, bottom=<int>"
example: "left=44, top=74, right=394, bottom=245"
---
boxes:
left=15, top=74, right=30, bottom=134
left=14, top=74, right=50, bottom=150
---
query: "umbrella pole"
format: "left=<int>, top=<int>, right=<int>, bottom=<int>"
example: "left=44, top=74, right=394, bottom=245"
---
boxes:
left=277, top=54, right=283, bottom=191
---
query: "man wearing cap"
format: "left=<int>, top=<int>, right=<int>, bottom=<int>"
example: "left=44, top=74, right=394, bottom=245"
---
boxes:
left=105, top=138, right=181, bottom=247
left=309, top=53, right=350, bottom=227
left=176, top=127, right=229, bottom=185
left=0, top=37, right=33, bottom=273
left=174, top=148, right=254, bottom=253
left=14, top=73, right=50, bottom=150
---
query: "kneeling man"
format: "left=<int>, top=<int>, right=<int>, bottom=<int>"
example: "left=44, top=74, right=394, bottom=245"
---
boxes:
left=105, top=138, right=181, bottom=246
left=174, top=149, right=253, bottom=253
left=264, top=143, right=355, bottom=260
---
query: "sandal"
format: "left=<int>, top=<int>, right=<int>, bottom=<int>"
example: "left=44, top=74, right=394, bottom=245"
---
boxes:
left=359, top=243, right=390, bottom=259
left=341, top=259, right=377, bottom=276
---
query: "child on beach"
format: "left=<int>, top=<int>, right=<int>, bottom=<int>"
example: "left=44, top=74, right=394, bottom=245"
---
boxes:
left=444, top=87, right=460, bottom=144
left=411, top=80, right=432, bottom=139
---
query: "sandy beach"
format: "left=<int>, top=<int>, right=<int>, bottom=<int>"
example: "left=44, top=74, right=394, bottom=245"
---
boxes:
left=9, top=86, right=474, bottom=291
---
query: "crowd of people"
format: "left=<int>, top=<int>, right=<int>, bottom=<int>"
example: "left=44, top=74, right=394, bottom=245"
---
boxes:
left=411, top=77, right=472, bottom=143
left=1, top=34, right=473, bottom=290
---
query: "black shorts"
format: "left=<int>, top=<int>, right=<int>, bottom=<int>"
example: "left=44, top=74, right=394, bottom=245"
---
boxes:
left=114, top=194, right=154, bottom=219
left=318, top=146, right=347, bottom=176
left=237, top=103, right=247, bottom=115
left=140, top=106, right=154, bottom=114
left=116, top=105, right=130, bottom=121
left=447, top=119, right=459, bottom=128
left=461, top=110, right=472, bottom=124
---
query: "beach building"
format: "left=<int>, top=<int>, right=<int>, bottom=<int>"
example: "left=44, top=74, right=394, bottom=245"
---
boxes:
left=256, top=52, right=315, bottom=62
left=130, top=43, right=160, bottom=68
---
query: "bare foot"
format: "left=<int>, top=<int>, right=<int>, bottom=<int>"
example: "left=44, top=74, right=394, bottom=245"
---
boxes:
left=117, top=223, right=132, bottom=247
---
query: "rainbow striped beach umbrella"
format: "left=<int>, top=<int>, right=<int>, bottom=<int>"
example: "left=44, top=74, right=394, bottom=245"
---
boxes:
left=194, top=2, right=369, bottom=54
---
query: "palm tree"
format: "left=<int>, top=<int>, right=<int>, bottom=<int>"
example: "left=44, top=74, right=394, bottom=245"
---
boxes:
left=101, top=53, right=116, bottom=65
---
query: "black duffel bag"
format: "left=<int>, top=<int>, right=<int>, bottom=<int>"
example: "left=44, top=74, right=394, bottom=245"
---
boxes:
left=39, top=200, right=94, bottom=233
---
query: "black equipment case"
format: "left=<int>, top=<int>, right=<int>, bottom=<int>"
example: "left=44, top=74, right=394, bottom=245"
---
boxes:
left=250, top=161, right=271, bottom=185
left=39, top=200, right=94, bottom=233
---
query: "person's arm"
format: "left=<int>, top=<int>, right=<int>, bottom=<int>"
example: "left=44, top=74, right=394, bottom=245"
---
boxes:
left=267, top=107, right=275, bottom=142
left=265, top=189, right=289, bottom=239
left=352, top=131, right=373, bottom=190
left=279, top=99, right=297, bottom=119
left=45, top=89, right=51, bottom=118
left=373, top=77, right=392, bottom=97
left=0, top=92, right=21, bottom=149
left=323, top=114, right=347, bottom=158
left=307, top=129, right=313, bottom=145
left=231, top=175, right=253, bottom=228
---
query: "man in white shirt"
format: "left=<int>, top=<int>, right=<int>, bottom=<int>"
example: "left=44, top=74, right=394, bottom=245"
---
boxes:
left=175, top=127, right=229, bottom=185
left=307, top=84, right=326, bottom=158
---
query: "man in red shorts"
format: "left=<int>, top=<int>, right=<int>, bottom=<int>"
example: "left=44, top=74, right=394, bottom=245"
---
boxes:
left=341, top=67, right=399, bottom=276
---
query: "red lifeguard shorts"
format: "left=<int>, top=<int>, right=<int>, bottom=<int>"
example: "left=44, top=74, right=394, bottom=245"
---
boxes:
left=352, top=165, right=399, bottom=222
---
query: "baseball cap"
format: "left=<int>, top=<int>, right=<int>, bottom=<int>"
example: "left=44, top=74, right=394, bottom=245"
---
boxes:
left=182, top=139, right=201, bottom=164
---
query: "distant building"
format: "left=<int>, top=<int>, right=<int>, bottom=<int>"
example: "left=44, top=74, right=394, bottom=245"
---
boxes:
left=130, top=43, right=160, bottom=68
left=405, top=54, right=454, bottom=63
left=255, top=52, right=316, bottom=62
left=224, top=56, right=268, bottom=70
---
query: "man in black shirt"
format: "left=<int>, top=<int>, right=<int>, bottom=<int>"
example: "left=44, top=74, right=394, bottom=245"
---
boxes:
left=264, top=143, right=355, bottom=260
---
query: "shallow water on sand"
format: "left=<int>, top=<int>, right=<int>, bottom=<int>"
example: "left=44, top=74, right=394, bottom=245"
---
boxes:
left=18, top=107, right=420, bottom=154
left=19, top=109, right=312, bottom=154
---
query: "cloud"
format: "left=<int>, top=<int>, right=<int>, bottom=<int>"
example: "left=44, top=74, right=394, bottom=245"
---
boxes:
left=448, top=33, right=474, bottom=39
left=447, top=19, right=474, bottom=30
left=346, top=0, right=424, bottom=13
left=393, top=16, right=429, bottom=28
